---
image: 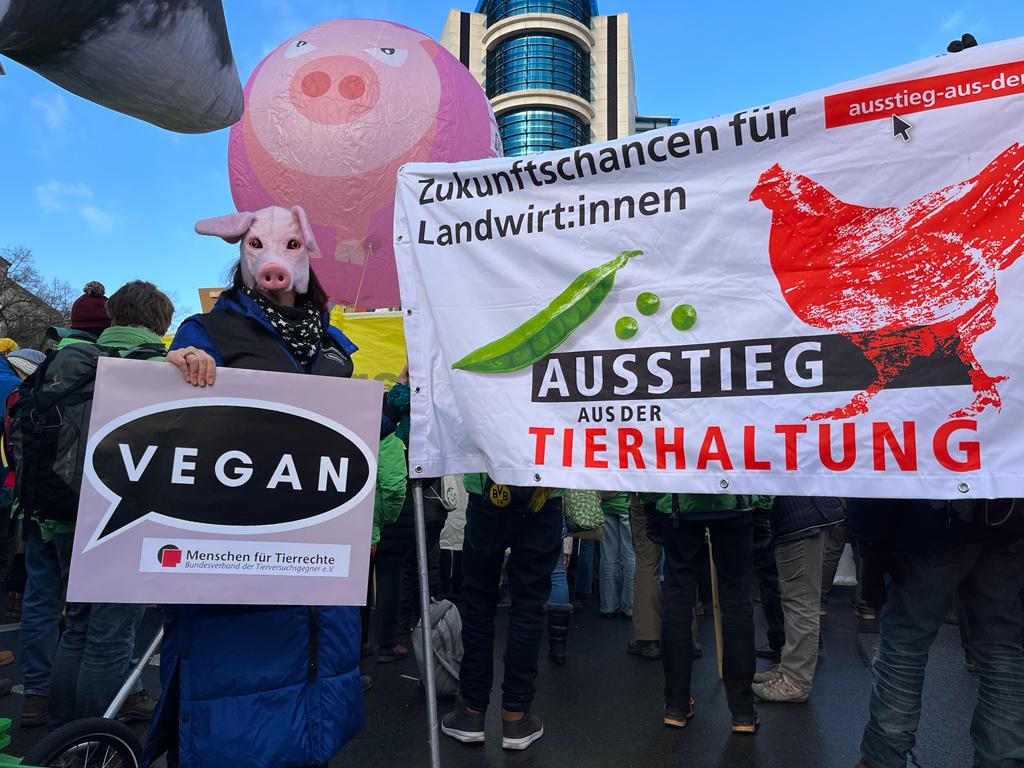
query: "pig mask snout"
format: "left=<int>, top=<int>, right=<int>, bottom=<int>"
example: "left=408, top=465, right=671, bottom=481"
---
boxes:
left=256, top=263, right=291, bottom=291
left=195, top=206, right=319, bottom=297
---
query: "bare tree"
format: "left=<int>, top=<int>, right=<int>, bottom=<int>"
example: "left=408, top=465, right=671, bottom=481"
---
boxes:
left=0, top=245, right=73, bottom=348
left=162, top=289, right=195, bottom=333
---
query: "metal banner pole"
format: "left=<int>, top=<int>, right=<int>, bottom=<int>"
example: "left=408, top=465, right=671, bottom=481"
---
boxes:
left=104, top=627, right=163, bottom=719
left=411, top=479, right=442, bottom=768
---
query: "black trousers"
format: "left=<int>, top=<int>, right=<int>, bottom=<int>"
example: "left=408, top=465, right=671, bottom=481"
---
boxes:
left=375, top=546, right=410, bottom=649
left=662, top=513, right=755, bottom=716
left=440, top=550, right=463, bottom=598
left=458, top=492, right=563, bottom=712
left=753, top=508, right=785, bottom=652
left=426, top=520, right=444, bottom=598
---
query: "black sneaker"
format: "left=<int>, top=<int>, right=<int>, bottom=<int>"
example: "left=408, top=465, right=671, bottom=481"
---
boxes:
left=663, top=698, right=695, bottom=728
left=501, top=712, right=544, bottom=750
left=441, top=700, right=486, bottom=744
left=731, top=708, right=760, bottom=734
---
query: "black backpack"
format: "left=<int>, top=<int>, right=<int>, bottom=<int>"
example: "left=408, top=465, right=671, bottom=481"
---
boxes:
left=9, top=341, right=165, bottom=523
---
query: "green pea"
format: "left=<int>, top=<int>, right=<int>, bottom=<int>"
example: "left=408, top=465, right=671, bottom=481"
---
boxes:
left=636, top=292, right=660, bottom=316
left=672, top=304, right=698, bottom=331
left=453, top=250, right=642, bottom=373
left=615, top=316, right=639, bottom=340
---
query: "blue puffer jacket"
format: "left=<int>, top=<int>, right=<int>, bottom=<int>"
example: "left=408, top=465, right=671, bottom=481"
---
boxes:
left=143, top=291, right=370, bottom=768
left=0, top=359, right=19, bottom=487
left=0, top=358, right=19, bottom=402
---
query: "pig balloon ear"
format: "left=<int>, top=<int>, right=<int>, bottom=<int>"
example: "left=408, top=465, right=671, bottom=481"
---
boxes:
left=195, top=212, right=256, bottom=244
left=290, top=206, right=319, bottom=254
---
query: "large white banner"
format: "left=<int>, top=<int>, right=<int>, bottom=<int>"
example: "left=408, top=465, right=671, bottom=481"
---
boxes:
left=395, top=39, right=1024, bottom=499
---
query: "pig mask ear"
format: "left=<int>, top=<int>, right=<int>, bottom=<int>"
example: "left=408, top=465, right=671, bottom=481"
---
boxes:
left=290, top=206, right=319, bottom=254
left=195, top=212, right=256, bottom=244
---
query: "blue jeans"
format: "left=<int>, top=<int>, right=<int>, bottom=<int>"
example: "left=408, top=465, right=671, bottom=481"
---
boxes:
left=50, top=601, right=145, bottom=725
left=20, top=526, right=73, bottom=697
left=575, top=539, right=594, bottom=596
left=599, top=514, right=635, bottom=616
left=861, top=536, right=1024, bottom=768
left=548, top=524, right=570, bottom=606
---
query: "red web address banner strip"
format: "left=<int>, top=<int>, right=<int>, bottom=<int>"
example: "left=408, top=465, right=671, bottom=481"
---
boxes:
left=824, top=60, right=1024, bottom=128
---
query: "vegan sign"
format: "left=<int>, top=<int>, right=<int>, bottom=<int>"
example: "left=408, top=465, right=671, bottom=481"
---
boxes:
left=395, top=38, right=1024, bottom=499
left=69, top=358, right=382, bottom=606
left=85, top=401, right=373, bottom=548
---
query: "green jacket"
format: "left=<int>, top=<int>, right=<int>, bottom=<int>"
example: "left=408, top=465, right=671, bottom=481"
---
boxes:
left=49, top=327, right=99, bottom=349
left=652, top=493, right=773, bottom=521
left=372, top=434, right=407, bottom=545
left=600, top=492, right=630, bottom=516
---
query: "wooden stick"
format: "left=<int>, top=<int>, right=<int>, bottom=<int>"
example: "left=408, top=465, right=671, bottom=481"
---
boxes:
left=707, top=528, right=724, bottom=680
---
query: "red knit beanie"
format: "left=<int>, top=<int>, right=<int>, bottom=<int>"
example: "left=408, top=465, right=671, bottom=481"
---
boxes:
left=70, top=281, right=111, bottom=334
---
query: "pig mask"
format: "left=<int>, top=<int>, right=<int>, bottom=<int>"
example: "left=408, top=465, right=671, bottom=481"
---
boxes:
left=195, top=205, right=318, bottom=296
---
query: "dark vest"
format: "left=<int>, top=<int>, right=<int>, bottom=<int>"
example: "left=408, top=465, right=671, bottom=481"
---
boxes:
left=197, top=310, right=354, bottom=378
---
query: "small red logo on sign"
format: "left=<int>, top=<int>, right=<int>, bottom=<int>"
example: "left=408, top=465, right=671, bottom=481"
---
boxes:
left=157, top=545, right=182, bottom=568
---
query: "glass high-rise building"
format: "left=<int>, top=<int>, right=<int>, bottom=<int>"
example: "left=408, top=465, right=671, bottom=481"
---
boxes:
left=441, top=1, right=675, bottom=155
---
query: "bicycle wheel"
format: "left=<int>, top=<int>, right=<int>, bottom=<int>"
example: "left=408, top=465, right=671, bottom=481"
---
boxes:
left=21, top=717, right=142, bottom=768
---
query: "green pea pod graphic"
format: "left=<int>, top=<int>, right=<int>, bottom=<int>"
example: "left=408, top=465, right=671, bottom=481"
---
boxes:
left=452, top=249, right=642, bottom=373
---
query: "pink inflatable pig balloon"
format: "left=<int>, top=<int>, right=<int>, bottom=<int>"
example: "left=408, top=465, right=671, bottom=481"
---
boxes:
left=228, top=19, right=502, bottom=309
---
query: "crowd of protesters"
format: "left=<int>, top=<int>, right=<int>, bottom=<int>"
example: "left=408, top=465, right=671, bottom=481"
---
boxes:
left=0, top=237, right=1020, bottom=768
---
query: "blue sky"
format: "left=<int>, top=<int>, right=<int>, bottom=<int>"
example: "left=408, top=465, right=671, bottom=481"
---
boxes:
left=1, top=0, right=1020, bottom=320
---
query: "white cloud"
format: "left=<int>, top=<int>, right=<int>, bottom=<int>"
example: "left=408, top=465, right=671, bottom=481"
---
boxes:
left=35, top=180, right=92, bottom=212
left=34, top=180, right=115, bottom=233
left=30, top=92, right=70, bottom=133
left=80, top=205, right=115, bottom=233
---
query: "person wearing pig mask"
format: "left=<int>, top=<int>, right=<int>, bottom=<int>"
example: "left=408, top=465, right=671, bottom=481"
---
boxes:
left=145, top=205, right=398, bottom=768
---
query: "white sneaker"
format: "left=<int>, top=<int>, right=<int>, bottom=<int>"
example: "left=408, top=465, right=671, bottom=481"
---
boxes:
left=752, top=672, right=810, bottom=703
left=752, top=665, right=782, bottom=684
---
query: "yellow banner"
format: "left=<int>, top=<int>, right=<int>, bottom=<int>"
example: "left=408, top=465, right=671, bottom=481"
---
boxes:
left=330, top=308, right=407, bottom=387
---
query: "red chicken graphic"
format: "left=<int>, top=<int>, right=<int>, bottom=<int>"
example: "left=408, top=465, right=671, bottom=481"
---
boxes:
left=750, top=143, right=1024, bottom=420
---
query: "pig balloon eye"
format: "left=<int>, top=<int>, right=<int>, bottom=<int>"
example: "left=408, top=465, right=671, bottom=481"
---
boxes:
left=287, top=239, right=301, bottom=250
left=284, top=39, right=319, bottom=59
left=248, top=238, right=263, bottom=249
left=368, top=47, right=408, bottom=66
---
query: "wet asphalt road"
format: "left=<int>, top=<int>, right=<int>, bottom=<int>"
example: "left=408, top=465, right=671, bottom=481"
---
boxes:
left=0, top=586, right=977, bottom=767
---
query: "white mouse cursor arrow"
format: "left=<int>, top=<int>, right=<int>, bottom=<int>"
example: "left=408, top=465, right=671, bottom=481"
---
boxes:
left=892, top=115, right=912, bottom=141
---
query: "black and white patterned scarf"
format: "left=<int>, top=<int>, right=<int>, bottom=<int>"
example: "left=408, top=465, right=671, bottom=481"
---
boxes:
left=245, top=287, right=322, bottom=367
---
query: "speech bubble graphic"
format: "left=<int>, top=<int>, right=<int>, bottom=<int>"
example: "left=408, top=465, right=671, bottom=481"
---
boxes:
left=83, top=398, right=376, bottom=551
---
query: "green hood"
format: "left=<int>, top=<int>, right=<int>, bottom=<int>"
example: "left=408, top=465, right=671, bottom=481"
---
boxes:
left=96, top=325, right=165, bottom=350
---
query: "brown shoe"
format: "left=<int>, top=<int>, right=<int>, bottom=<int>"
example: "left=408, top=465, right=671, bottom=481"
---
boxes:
left=21, top=695, right=48, bottom=727
left=0, top=651, right=13, bottom=667
left=117, top=691, right=157, bottom=722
